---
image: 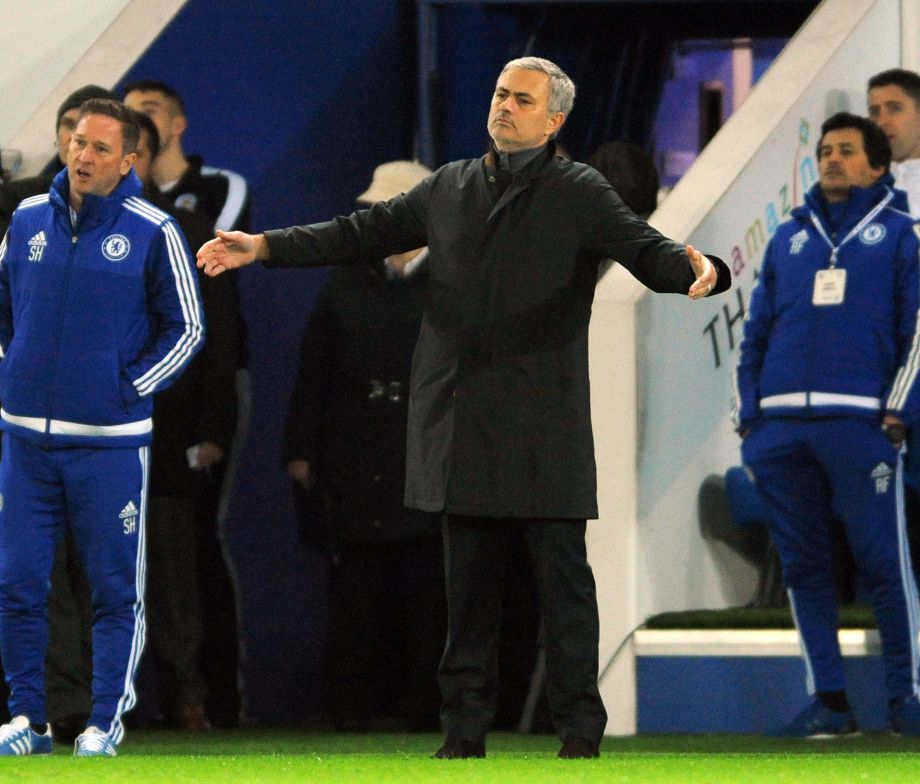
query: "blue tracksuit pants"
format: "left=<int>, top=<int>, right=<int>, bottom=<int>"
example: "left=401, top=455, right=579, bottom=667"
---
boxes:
left=0, top=433, right=147, bottom=742
left=743, top=417, right=920, bottom=700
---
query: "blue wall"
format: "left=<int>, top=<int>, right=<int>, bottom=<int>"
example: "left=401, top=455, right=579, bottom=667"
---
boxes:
left=119, top=0, right=418, bottom=720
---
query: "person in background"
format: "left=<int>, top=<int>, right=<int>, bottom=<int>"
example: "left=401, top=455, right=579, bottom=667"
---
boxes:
left=868, top=68, right=920, bottom=216
left=134, top=110, right=240, bottom=731
left=285, top=160, right=445, bottom=732
left=124, top=79, right=246, bottom=725
left=122, top=80, right=249, bottom=233
left=585, top=140, right=660, bottom=219
left=868, top=68, right=920, bottom=585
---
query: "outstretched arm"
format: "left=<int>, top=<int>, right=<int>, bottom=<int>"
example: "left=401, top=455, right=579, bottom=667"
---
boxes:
left=197, top=230, right=269, bottom=276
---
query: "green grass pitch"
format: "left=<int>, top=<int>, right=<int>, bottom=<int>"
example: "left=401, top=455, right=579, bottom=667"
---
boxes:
left=3, top=729, right=920, bottom=783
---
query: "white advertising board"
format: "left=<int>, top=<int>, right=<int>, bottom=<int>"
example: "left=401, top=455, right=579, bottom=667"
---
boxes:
left=634, top=0, right=902, bottom=616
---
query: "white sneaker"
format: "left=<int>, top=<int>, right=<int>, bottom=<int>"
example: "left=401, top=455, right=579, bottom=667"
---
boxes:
left=74, top=726, right=116, bottom=757
left=0, top=715, right=53, bottom=756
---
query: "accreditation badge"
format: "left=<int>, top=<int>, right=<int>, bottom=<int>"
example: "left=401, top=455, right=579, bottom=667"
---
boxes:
left=813, top=268, right=846, bottom=305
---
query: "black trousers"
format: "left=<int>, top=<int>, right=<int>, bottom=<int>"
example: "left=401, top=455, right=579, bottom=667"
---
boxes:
left=327, top=534, right=446, bottom=730
left=439, top=515, right=607, bottom=745
left=146, top=496, right=207, bottom=710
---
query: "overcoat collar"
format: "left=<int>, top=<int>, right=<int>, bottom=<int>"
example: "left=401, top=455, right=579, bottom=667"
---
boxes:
left=484, top=141, right=557, bottom=223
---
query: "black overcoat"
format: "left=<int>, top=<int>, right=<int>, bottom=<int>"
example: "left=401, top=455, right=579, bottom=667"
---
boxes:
left=264, top=144, right=729, bottom=519
left=282, top=265, right=438, bottom=545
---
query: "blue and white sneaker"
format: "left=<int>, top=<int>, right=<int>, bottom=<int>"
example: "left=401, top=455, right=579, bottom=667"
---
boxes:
left=0, top=715, right=53, bottom=756
left=74, top=726, right=117, bottom=757
left=772, top=699, right=859, bottom=738
left=889, top=695, right=920, bottom=736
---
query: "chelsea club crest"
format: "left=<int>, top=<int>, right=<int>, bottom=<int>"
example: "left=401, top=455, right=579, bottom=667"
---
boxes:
left=102, top=234, right=131, bottom=261
left=859, top=223, right=886, bottom=245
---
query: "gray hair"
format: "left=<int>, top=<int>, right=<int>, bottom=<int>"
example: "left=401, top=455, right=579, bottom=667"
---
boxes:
left=500, top=57, right=576, bottom=116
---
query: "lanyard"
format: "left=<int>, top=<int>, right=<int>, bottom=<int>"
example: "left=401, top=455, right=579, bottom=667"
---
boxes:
left=808, top=188, right=893, bottom=268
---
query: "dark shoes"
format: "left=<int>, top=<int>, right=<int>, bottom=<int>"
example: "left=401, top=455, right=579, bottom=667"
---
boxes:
left=433, top=736, right=599, bottom=759
left=433, top=740, right=486, bottom=759
left=171, top=703, right=213, bottom=732
left=558, top=736, right=600, bottom=758
left=889, top=695, right=920, bottom=736
left=771, top=699, right=859, bottom=738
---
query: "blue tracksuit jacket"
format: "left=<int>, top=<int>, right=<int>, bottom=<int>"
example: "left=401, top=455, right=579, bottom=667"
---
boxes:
left=0, top=168, right=204, bottom=446
left=734, top=174, right=920, bottom=430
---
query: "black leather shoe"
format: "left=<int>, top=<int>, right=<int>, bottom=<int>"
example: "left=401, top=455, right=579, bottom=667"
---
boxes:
left=558, top=736, right=600, bottom=758
left=433, top=739, right=486, bottom=759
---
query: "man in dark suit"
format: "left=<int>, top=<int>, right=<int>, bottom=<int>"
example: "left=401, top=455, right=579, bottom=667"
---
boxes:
left=197, top=56, right=730, bottom=758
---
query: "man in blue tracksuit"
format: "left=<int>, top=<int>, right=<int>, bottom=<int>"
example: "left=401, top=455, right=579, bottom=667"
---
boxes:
left=0, top=99, right=203, bottom=756
left=735, top=112, right=920, bottom=737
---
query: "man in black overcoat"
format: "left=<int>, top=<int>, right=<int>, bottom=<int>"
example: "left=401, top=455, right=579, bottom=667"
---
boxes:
left=197, top=56, right=730, bottom=758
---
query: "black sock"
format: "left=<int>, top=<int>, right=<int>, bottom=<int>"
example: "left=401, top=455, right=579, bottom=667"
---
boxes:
left=29, top=723, right=48, bottom=735
left=817, top=690, right=850, bottom=713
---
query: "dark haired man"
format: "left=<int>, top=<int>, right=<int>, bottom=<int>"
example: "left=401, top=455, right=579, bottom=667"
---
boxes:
left=868, top=68, right=920, bottom=214
left=735, top=112, right=920, bottom=737
left=868, top=71, right=920, bottom=587
left=123, top=80, right=249, bottom=233
left=0, top=99, right=203, bottom=756
left=585, top=141, right=660, bottom=219
left=198, top=56, right=729, bottom=758
left=124, top=79, right=246, bottom=728
left=131, top=109, right=240, bottom=732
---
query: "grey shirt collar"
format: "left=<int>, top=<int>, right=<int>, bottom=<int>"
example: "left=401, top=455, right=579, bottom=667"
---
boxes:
left=494, top=143, right=547, bottom=174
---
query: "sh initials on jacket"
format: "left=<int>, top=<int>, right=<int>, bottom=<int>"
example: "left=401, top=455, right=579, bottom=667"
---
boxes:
left=813, top=268, right=846, bottom=305
left=27, top=232, right=47, bottom=262
left=119, top=501, right=138, bottom=534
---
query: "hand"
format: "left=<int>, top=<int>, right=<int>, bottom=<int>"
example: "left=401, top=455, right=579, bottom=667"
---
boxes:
left=687, top=244, right=716, bottom=300
left=197, top=230, right=265, bottom=276
left=883, top=414, right=906, bottom=447
left=194, top=441, right=225, bottom=469
left=287, top=459, right=316, bottom=491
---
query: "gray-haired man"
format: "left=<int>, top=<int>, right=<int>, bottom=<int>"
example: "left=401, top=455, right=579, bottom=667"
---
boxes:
left=198, top=57, right=730, bottom=757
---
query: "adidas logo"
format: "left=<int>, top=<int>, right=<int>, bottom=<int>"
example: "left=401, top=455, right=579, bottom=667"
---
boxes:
left=27, top=231, right=47, bottom=262
left=789, top=229, right=809, bottom=254
left=120, top=500, right=138, bottom=534
left=870, top=462, right=892, bottom=479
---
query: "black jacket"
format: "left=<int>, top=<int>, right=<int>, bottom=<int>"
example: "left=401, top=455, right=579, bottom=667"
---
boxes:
left=283, top=265, right=438, bottom=545
left=147, top=191, right=240, bottom=497
left=265, top=143, right=730, bottom=519
left=161, top=155, right=250, bottom=233
left=0, top=174, right=54, bottom=238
